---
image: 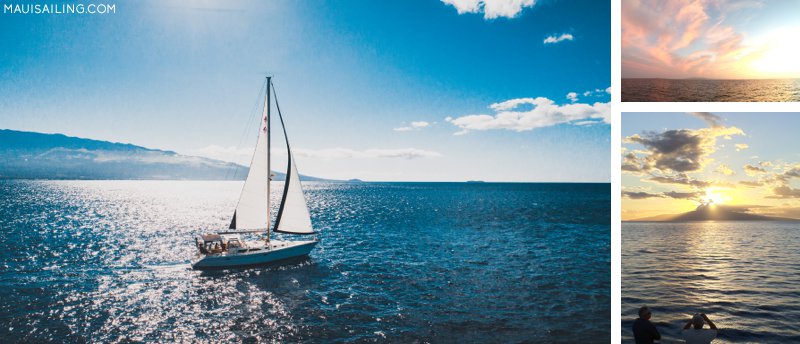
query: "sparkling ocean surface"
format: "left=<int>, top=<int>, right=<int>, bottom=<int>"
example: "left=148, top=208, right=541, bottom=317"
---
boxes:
left=622, top=222, right=800, bottom=343
left=621, top=78, right=800, bottom=102
left=0, top=180, right=609, bottom=343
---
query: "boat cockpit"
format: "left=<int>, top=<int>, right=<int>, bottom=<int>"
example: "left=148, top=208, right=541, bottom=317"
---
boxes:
left=195, top=234, right=246, bottom=255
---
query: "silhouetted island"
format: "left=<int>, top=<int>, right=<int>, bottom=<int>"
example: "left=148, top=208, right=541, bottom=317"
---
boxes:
left=627, top=204, right=800, bottom=222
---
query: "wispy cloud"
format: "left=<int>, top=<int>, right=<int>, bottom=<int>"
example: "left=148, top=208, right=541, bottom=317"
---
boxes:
left=544, top=33, right=574, bottom=44
left=689, top=112, right=723, bottom=128
left=622, top=190, right=704, bottom=200
left=440, top=0, right=536, bottom=19
left=744, top=164, right=768, bottom=176
left=445, top=95, right=609, bottom=135
left=715, top=164, right=734, bottom=175
left=393, top=121, right=431, bottom=132
left=191, top=145, right=254, bottom=165
left=294, top=148, right=441, bottom=160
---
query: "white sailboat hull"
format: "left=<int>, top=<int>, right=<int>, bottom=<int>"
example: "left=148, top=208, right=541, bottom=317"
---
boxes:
left=191, top=240, right=317, bottom=269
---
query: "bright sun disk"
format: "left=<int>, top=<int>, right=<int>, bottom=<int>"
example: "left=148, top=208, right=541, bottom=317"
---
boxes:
left=750, top=27, right=800, bottom=78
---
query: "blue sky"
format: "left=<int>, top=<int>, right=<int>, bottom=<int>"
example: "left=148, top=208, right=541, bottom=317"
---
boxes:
left=1, top=0, right=610, bottom=182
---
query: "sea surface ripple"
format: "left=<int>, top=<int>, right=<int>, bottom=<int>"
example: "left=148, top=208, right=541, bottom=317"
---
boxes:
left=621, top=78, right=800, bottom=102
left=622, top=222, right=800, bottom=343
left=0, top=180, right=609, bottom=343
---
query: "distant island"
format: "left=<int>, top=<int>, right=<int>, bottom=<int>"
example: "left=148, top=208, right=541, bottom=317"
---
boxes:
left=466, top=180, right=485, bottom=183
left=626, top=204, right=799, bottom=222
left=0, top=129, right=337, bottom=181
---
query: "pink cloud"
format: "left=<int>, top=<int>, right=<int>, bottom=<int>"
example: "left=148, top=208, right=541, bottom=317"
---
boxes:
left=622, top=0, right=765, bottom=78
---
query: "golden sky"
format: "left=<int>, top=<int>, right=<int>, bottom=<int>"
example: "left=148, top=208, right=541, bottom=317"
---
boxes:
left=622, top=112, right=800, bottom=221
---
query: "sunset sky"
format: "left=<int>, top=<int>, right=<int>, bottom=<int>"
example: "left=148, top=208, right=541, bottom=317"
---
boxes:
left=622, top=0, right=800, bottom=79
left=0, top=0, right=610, bottom=182
left=622, top=112, right=800, bottom=221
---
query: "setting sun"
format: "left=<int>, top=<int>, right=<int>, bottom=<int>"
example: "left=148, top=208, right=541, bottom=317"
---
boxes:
left=750, top=27, right=800, bottom=78
left=705, top=188, right=731, bottom=205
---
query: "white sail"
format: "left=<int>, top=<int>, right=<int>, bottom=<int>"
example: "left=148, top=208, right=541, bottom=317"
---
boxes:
left=273, top=151, right=314, bottom=234
left=230, top=110, right=270, bottom=230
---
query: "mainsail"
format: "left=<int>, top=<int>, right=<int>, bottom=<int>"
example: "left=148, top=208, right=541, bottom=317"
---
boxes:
left=229, top=85, right=271, bottom=230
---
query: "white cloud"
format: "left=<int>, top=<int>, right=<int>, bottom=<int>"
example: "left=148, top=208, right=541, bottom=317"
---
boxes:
left=566, top=92, right=579, bottom=103
left=489, top=98, right=535, bottom=111
left=578, top=87, right=612, bottom=98
left=543, top=33, right=573, bottom=44
left=446, top=97, right=610, bottom=135
left=393, top=121, right=431, bottom=132
left=294, top=148, right=442, bottom=160
left=441, top=0, right=536, bottom=19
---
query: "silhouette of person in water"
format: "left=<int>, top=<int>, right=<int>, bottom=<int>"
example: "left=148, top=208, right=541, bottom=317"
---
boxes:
left=682, top=313, right=717, bottom=344
left=632, top=306, right=661, bottom=344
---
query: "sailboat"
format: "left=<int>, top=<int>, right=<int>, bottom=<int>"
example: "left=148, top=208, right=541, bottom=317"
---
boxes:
left=191, top=77, right=318, bottom=269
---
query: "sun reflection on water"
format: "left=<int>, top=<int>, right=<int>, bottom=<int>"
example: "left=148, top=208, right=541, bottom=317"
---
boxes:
left=623, top=221, right=800, bottom=343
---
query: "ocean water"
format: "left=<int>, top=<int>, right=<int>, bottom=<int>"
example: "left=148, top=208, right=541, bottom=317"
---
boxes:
left=621, top=78, right=800, bottom=102
left=0, top=180, right=610, bottom=343
left=622, top=222, right=800, bottom=343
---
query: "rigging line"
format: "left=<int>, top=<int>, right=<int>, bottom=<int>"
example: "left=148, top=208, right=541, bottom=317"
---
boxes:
left=225, top=79, right=268, bottom=181
left=270, top=80, right=291, bottom=150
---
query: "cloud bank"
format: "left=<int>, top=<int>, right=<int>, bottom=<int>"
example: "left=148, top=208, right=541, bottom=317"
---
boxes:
left=445, top=96, right=609, bottom=135
left=294, top=148, right=441, bottom=160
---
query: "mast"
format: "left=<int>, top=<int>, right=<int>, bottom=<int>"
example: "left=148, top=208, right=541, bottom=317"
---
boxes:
left=266, top=76, right=271, bottom=243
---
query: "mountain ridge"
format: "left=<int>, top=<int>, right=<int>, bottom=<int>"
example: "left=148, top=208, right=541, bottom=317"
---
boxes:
left=0, top=129, right=335, bottom=181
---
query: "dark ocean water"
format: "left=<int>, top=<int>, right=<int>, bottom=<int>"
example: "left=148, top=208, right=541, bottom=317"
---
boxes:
left=0, top=180, right=609, bottom=343
left=621, top=78, right=800, bottom=102
left=622, top=222, right=800, bottom=343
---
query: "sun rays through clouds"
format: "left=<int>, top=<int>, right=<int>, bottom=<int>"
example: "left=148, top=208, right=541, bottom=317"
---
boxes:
left=622, top=112, right=800, bottom=220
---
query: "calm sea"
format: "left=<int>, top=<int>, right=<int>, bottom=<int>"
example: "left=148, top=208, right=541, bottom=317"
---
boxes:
left=622, top=222, right=800, bottom=343
left=621, top=78, right=800, bottom=102
left=0, top=180, right=609, bottom=343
